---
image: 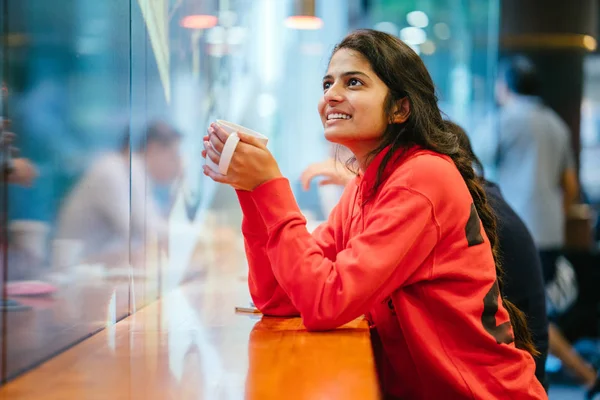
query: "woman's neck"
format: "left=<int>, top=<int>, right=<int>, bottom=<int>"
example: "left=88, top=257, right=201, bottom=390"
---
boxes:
left=345, top=140, right=381, bottom=173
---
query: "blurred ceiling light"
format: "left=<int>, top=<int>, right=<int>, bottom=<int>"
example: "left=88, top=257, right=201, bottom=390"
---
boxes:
left=374, top=21, right=399, bottom=37
left=400, top=27, right=427, bottom=45
left=180, top=14, right=218, bottom=29
left=180, top=0, right=218, bottom=29
left=285, top=0, right=323, bottom=30
left=406, top=11, right=429, bottom=28
left=408, top=44, right=421, bottom=56
left=421, top=40, right=436, bottom=55
left=583, top=35, right=597, bottom=51
left=434, top=23, right=451, bottom=40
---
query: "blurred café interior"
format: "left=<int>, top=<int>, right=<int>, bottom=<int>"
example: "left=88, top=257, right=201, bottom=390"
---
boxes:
left=0, top=0, right=599, bottom=398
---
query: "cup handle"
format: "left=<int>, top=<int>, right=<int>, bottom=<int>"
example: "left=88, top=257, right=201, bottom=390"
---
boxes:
left=218, top=133, right=241, bottom=175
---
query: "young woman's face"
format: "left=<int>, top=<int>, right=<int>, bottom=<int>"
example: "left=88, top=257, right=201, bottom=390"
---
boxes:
left=318, top=49, right=390, bottom=154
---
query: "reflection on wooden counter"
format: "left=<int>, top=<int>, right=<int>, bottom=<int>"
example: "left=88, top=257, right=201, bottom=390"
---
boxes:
left=246, top=317, right=380, bottom=400
left=0, top=276, right=380, bottom=399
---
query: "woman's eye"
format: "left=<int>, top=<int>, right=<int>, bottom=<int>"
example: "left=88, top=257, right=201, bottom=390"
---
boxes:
left=323, top=82, right=332, bottom=91
left=348, top=78, right=362, bottom=87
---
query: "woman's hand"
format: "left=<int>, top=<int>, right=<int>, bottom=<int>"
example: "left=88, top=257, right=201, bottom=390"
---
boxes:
left=300, top=158, right=355, bottom=191
left=8, top=158, right=37, bottom=187
left=202, top=123, right=282, bottom=191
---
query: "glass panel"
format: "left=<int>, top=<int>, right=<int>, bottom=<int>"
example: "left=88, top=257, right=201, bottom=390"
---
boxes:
left=129, top=0, right=166, bottom=312
left=2, top=0, right=131, bottom=380
left=0, top=0, right=7, bottom=382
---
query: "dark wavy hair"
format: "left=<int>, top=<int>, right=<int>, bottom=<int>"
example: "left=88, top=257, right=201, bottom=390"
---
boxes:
left=331, top=29, right=537, bottom=356
left=499, top=55, right=541, bottom=96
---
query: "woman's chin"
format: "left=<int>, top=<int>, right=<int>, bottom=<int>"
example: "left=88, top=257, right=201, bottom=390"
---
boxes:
left=323, top=129, right=349, bottom=144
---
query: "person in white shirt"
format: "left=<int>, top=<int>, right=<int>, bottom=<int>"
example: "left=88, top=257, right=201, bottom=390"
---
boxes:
left=490, top=57, right=579, bottom=279
left=55, top=121, right=182, bottom=266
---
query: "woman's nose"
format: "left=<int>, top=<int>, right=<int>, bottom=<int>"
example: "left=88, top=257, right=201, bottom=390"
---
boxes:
left=324, top=85, right=343, bottom=103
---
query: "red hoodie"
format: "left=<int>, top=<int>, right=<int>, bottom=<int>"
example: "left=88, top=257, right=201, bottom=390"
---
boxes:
left=237, top=146, right=547, bottom=399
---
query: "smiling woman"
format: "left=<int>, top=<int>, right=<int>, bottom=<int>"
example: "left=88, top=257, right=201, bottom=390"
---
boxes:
left=318, top=50, right=411, bottom=170
left=202, top=29, right=547, bottom=400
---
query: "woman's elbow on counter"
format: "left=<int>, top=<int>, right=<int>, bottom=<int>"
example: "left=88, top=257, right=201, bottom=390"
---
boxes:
left=252, top=297, right=300, bottom=317
left=301, top=314, right=345, bottom=332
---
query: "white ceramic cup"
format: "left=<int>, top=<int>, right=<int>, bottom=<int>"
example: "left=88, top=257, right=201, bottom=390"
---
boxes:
left=9, top=220, right=50, bottom=260
left=206, top=120, right=268, bottom=175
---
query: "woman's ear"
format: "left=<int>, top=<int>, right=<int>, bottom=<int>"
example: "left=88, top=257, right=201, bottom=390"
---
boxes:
left=391, top=97, right=410, bottom=124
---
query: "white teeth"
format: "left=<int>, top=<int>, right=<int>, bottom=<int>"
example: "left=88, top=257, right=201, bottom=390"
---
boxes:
left=327, top=113, right=351, bottom=120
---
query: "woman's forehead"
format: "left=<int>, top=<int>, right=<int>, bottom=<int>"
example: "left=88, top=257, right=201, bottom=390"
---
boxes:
left=326, top=49, right=372, bottom=75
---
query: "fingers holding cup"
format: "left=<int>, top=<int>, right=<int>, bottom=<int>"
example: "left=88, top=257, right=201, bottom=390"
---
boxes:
left=210, top=123, right=230, bottom=142
left=202, top=165, right=228, bottom=184
left=209, top=125, right=229, bottom=153
left=204, top=140, right=221, bottom=166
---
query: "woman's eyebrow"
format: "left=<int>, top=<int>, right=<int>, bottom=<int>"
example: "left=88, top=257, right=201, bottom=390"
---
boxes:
left=322, top=71, right=370, bottom=81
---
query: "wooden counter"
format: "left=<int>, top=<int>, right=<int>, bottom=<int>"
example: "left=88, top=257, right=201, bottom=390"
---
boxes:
left=0, top=274, right=380, bottom=399
left=1, top=280, right=132, bottom=382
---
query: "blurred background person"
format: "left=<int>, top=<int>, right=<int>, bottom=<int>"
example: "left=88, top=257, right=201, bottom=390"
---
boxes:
left=54, top=121, right=182, bottom=268
left=489, top=58, right=600, bottom=395
left=492, top=56, right=579, bottom=284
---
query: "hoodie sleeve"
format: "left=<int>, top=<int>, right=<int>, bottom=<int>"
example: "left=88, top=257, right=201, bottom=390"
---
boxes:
left=236, top=186, right=341, bottom=317
left=249, top=177, right=439, bottom=331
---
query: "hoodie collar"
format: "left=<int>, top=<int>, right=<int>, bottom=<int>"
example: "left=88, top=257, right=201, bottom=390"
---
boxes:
left=356, top=145, right=422, bottom=200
